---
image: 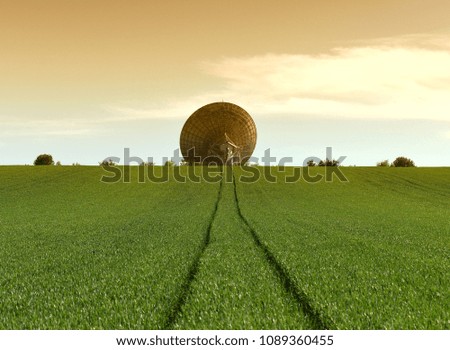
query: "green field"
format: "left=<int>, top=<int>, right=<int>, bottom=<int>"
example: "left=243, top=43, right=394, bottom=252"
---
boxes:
left=0, top=166, right=448, bottom=329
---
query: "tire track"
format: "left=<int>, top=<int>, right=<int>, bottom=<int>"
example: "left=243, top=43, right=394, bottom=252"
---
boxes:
left=232, top=172, right=333, bottom=330
left=164, top=172, right=223, bottom=329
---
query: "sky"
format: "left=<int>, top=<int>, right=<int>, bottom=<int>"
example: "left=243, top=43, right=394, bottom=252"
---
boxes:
left=1, top=0, right=450, bottom=165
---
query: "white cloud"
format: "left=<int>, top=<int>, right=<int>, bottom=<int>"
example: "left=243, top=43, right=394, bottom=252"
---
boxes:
left=108, top=33, right=450, bottom=122
left=0, top=118, right=97, bottom=137
left=102, top=95, right=221, bottom=120
left=201, top=46, right=450, bottom=121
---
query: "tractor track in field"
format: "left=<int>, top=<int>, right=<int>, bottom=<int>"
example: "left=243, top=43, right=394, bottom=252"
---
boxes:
left=166, top=169, right=330, bottom=329
left=232, top=172, right=332, bottom=330
left=164, top=173, right=224, bottom=329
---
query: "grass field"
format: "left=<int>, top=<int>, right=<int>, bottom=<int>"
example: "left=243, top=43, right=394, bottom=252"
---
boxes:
left=0, top=166, right=448, bottom=329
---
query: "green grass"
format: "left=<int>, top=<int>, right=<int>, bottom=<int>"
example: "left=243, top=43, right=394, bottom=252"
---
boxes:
left=0, top=166, right=219, bottom=329
left=235, top=167, right=450, bottom=329
left=0, top=166, right=448, bottom=329
left=173, top=168, right=316, bottom=329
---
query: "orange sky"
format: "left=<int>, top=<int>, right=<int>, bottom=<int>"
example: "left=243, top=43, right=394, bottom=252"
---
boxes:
left=1, top=0, right=449, bottom=102
left=1, top=0, right=450, bottom=165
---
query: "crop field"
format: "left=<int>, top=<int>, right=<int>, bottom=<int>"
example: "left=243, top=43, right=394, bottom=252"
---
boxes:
left=0, top=166, right=448, bottom=329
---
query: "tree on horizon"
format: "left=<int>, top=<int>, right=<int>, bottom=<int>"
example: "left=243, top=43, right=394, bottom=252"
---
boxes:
left=34, top=154, right=54, bottom=166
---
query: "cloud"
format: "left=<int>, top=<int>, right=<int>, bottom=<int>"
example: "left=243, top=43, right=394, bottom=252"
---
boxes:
left=201, top=44, right=450, bottom=121
left=108, top=33, right=450, bottom=123
left=102, top=96, right=220, bottom=121
left=0, top=118, right=97, bottom=137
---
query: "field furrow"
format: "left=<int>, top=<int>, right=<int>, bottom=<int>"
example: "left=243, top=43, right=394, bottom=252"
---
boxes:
left=232, top=173, right=331, bottom=329
left=164, top=176, right=224, bottom=328
left=1, top=166, right=448, bottom=329
left=0, top=166, right=219, bottom=329
left=173, top=169, right=316, bottom=329
left=234, top=167, right=450, bottom=329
